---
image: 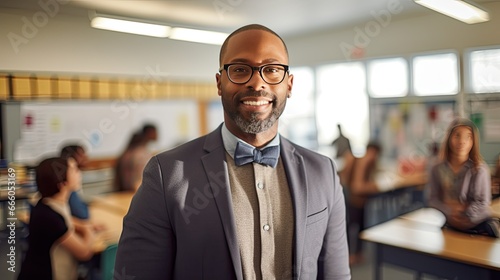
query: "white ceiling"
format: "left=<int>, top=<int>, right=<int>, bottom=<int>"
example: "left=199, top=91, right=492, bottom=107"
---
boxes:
left=0, top=0, right=439, bottom=38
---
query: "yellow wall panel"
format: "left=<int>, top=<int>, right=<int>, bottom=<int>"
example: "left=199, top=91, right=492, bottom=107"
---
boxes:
left=12, top=77, right=31, bottom=99
left=78, top=80, right=92, bottom=99
left=113, top=80, right=127, bottom=99
left=98, top=79, right=111, bottom=99
left=58, top=78, right=73, bottom=99
left=157, top=82, right=170, bottom=98
left=0, top=76, right=8, bottom=100
left=5, top=73, right=217, bottom=101
left=36, top=77, right=52, bottom=98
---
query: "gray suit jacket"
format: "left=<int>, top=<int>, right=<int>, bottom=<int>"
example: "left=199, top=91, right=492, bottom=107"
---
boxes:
left=115, top=125, right=350, bottom=279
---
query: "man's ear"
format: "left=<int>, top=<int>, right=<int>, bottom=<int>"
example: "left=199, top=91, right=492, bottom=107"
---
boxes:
left=287, top=74, right=294, bottom=98
left=216, top=73, right=222, bottom=96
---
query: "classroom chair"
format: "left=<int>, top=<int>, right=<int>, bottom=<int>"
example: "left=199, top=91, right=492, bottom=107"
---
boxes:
left=100, top=244, right=118, bottom=280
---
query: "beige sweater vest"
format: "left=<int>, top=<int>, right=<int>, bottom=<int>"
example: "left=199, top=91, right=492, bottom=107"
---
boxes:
left=226, top=153, right=294, bottom=280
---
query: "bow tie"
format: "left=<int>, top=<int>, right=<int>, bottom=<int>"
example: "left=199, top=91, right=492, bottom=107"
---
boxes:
left=234, top=141, right=280, bottom=168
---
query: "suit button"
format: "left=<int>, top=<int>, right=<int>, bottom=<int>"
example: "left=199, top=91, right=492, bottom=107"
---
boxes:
left=257, top=182, right=264, bottom=189
left=263, top=224, right=270, bottom=231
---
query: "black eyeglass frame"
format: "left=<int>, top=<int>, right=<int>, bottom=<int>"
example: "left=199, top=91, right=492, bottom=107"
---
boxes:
left=219, top=63, right=290, bottom=85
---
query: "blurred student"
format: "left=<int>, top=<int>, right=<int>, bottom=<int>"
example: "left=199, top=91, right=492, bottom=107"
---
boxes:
left=60, top=145, right=89, bottom=220
left=114, top=132, right=151, bottom=192
left=18, top=157, right=95, bottom=280
left=346, top=142, right=382, bottom=265
left=428, top=117, right=499, bottom=237
left=332, top=124, right=352, bottom=159
left=142, top=123, right=158, bottom=143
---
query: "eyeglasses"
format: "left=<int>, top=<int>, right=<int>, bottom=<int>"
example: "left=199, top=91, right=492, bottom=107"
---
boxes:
left=219, top=63, right=289, bottom=85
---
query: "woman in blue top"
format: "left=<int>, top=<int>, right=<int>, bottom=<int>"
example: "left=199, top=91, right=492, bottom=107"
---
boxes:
left=428, top=117, right=499, bottom=237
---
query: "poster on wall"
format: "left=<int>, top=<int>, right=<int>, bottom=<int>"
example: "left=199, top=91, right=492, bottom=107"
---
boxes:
left=15, top=100, right=200, bottom=164
left=484, top=107, right=500, bottom=142
left=371, top=101, right=455, bottom=160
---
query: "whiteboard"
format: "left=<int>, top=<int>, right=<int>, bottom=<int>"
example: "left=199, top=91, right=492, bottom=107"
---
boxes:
left=16, top=100, right=201, bottom=163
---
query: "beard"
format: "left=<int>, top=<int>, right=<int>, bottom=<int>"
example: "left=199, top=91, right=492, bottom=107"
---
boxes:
left=223, top=89, right=286, bottom=134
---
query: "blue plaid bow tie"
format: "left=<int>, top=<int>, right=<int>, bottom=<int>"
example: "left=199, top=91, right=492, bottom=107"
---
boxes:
left=234, top=141, right=280, bottom=168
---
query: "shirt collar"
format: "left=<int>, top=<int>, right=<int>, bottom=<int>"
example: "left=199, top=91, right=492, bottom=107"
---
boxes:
left=444, top=159, right=474, bottom=171
left=221, top=123, right=280, bottom=159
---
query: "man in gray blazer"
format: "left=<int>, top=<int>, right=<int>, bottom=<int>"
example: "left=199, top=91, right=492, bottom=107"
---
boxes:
left=115, top=24, right=351, bottom=280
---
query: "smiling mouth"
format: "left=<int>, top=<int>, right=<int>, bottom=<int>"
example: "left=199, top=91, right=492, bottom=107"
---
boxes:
left=242, top=100, right=272, bottom=106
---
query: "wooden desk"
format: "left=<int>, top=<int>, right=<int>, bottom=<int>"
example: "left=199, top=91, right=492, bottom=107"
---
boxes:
left=364, top=171, right=427, bottom=228
left=90, top=205, right=125, bottom=253
left=361, top=208, right=500, bottom=280
left=89, top=192, right=135, bottom=252
left=89, top=191, right=134, bottom=215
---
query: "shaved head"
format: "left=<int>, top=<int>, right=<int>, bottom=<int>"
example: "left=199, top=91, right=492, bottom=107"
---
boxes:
left=219, top=24, right=289, bottom=66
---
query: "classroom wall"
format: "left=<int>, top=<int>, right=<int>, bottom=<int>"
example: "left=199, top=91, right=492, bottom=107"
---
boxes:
left=285, top=2, right=500, bottom=165
left=1, top=3, right=499, bottom=163
left=0, top=7, right=220, bottom=81
left=2, top=3, right=500, bottom=80
left=286, top=2, right=500, bottom=66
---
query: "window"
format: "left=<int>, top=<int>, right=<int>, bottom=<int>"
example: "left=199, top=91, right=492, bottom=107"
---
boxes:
left=316, top=62, right=369, bottom=155
left=368, top=57, right=408, bottom=97
left=282, top=67, right=314, bottom=118
left=468, top=48, right=500, bottom=93
left=412, top=52, right=459, bottom=96
left=279, top=66, right=317, bottom=149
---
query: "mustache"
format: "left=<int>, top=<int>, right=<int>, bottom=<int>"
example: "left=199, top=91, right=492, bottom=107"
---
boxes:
left=237, top=89, right=275, bottom=100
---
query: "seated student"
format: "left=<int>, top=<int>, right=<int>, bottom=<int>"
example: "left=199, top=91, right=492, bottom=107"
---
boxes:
left=346, top=142, right=382, bottom=265
left=427, top=117, right=499, bottom=238
left=60, top=145, right=89, bottom=220
left=18, top=157, right=95, bottom=280
left=142, top=123, right=158, bottom=150
left=114, top=132, right=151, bottom=192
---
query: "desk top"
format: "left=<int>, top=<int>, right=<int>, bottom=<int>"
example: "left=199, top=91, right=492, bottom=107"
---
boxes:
left=361, top=208, right=500, bottom=270
left=89, top=192, right=134, bottom=252
left=90, top=205, right=125, bottom=253
left=89, top=191, right=134, bottom=215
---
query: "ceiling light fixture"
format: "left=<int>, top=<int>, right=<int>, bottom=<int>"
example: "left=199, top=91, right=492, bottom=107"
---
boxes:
left=414, top=0, right=489, bottom=24
left=169, top=27, right=228, bottom=45
left=91, top=17, right=171, bottom=38
left=90, top=13, right=229, bottom=45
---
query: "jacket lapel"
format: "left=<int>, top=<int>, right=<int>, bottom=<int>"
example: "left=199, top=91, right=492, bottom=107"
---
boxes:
left=201, top=126, right=243, bottom=280
left=280, top=137, right=308, bottom=277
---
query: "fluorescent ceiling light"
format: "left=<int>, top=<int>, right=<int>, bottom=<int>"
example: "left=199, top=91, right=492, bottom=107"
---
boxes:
left=169, top=27, right=228, bottom=45
left=90, top=15, right=228, bottom=45
left=415, top=0, right=489, bottom=24
left=91, top=17, right=171, bottom=38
